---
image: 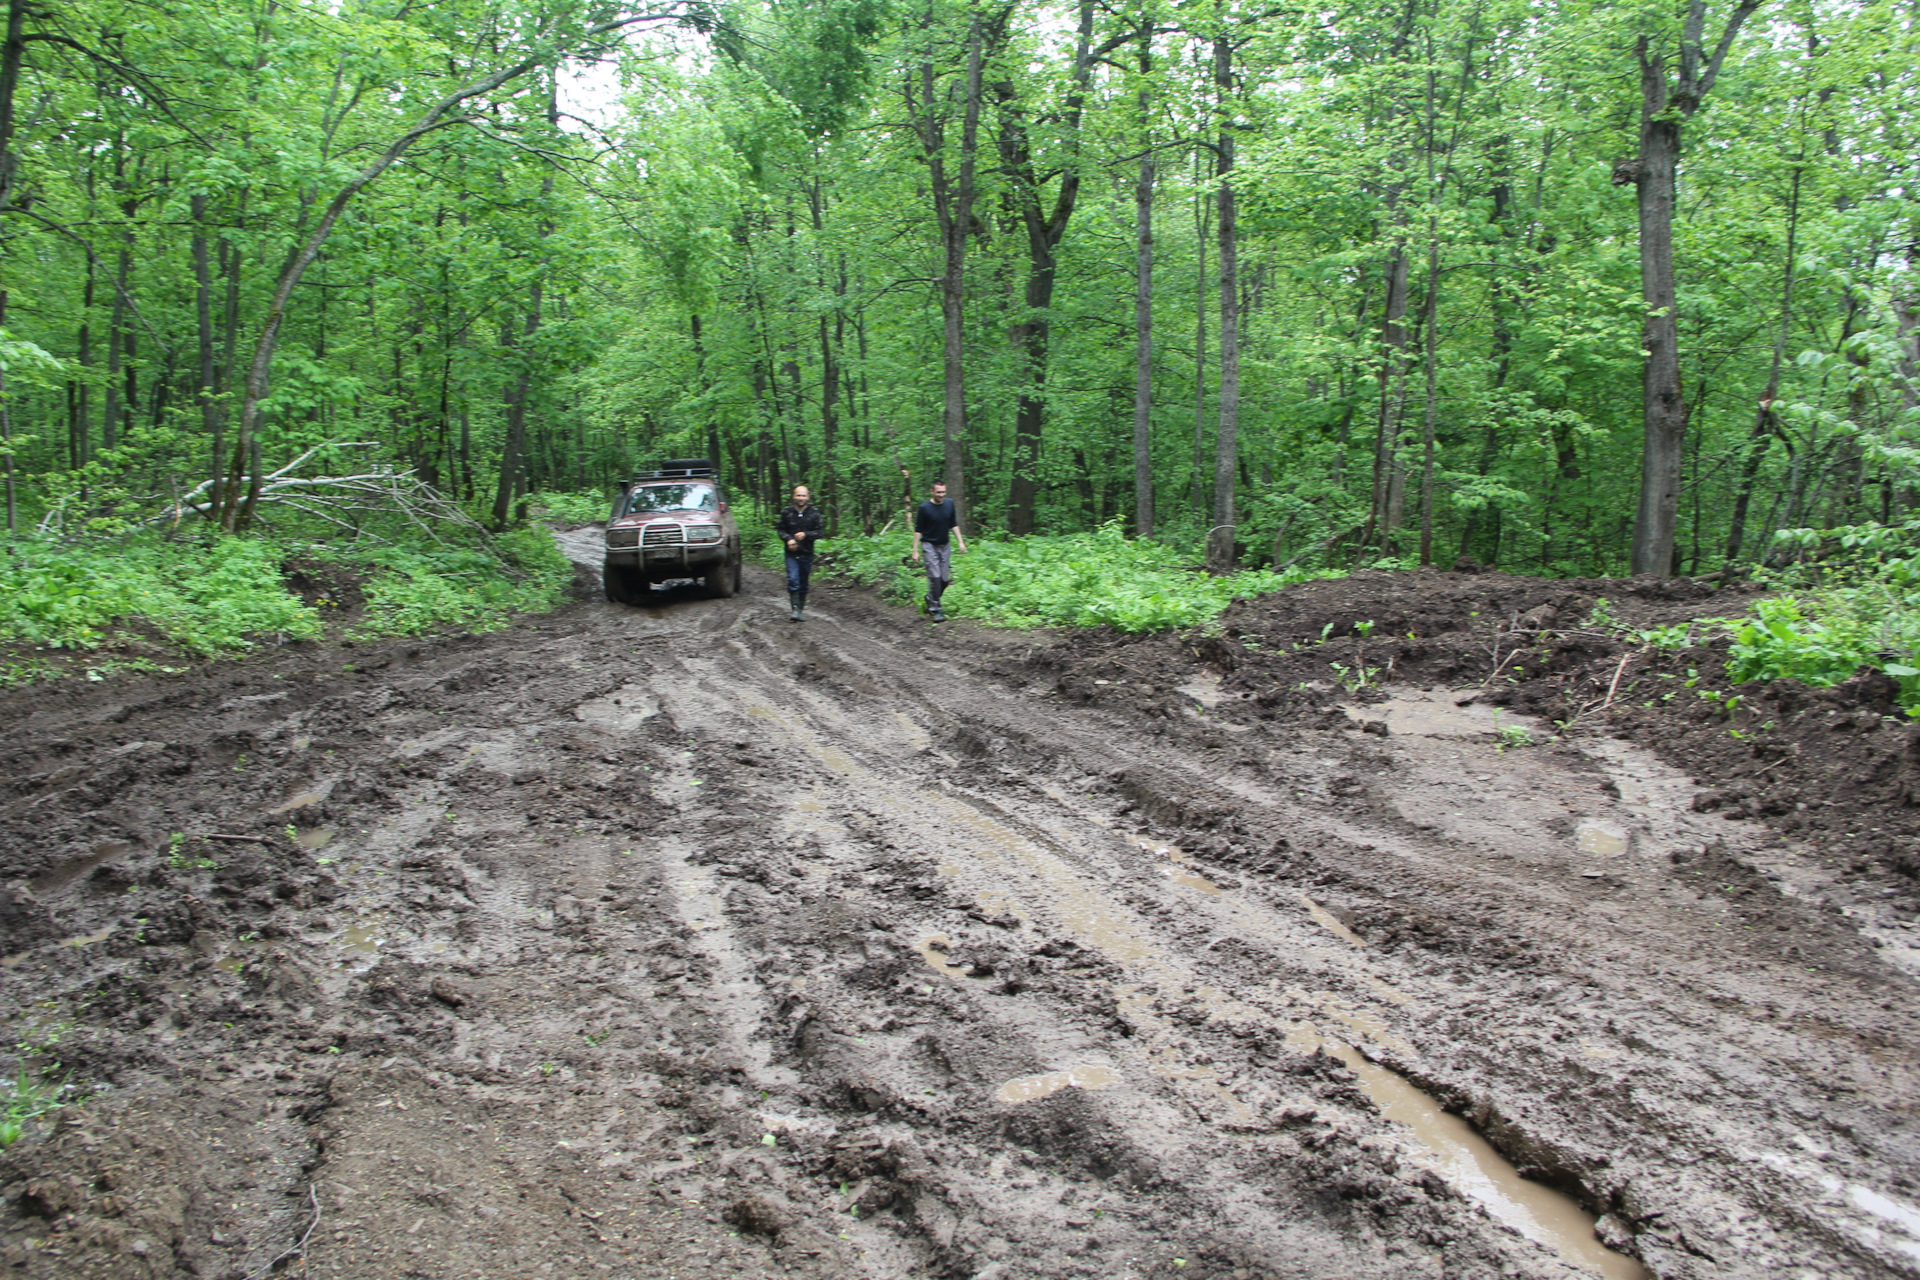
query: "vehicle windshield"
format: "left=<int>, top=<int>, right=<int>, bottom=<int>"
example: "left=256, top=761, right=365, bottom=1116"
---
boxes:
left=623, top=484, right=717, bottom=515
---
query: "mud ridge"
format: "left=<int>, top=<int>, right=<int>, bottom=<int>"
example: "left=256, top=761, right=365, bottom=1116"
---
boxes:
left=0, top=547, right=1916, bottom=1278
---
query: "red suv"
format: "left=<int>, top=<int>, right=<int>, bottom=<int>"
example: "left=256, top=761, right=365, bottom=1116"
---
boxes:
left=603, top=460, right=743, bottom=603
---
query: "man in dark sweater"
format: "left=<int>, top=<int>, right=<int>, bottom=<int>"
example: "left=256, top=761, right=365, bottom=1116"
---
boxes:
left=911, top=481, right=967, bottom=622
left=776, top=486, right=826, bottom=622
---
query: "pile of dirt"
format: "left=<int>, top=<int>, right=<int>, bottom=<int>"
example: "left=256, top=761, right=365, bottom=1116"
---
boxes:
left=1032, top=567, right=1920, bottom=899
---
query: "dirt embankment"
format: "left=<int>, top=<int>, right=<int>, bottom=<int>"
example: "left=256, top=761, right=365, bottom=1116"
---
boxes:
left=1, top=551, right=1917, bottom=1280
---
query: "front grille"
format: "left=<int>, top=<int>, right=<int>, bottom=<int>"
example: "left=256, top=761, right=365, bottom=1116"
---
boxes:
left=606, top=527, right=639, bottom=548
left=642, top=524, right=683, bottom=546
left=684, top=524, right=722, bottom=543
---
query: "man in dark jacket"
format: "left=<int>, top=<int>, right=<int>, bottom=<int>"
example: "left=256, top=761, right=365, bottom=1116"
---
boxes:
left=911, top=481, right=967, bottom=622
left=775, top=485, right=825, bottom=622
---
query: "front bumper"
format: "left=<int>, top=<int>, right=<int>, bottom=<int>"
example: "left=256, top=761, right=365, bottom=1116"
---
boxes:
left=604, top=545, right=728, bottom=572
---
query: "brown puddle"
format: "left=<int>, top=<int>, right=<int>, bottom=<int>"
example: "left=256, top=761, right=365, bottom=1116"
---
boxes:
left=916, top=934, right=977, bottom=980
left=30, top=841, right=134, bottom=896
left=59, top=926, right=114, bottom=949
left=337, top=922, right=383, bottom=954
left=1575, top=821, right=1629, bottom=857
left=1290, top=1025, right=1643, bottom=1279
left=996, top=1064, right=1121, bottom=1105
left=267, top=780, right=334, bottom=815
left=1168, top=870, right=1223, bottom=896
left=292, top=827, right=335, bottom=850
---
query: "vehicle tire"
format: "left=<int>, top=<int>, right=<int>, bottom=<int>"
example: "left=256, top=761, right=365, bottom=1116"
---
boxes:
left=603, top=565, right=634, bottom=604
left=706, top=558, right=737, bottom=599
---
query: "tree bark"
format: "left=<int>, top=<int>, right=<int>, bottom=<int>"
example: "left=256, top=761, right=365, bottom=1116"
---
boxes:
left=999, top=0, right=1094, bottom=535
left=1725, top=161, right=1800, bottom=564
left=920, top=10, right=991, bottom=531
left=1206, top=33, right=1239, bottom=572
left=1623, top=0, right=1760, bottom=575
left=1193, top=177, right=1208, bottom=519
left=1131, top=17, right=1155, bottom=538
left=0, top=0, right=25, bottom=217
left=191, top=193, right=221, bottom=511
left=216, top=11, right=667, bottom=529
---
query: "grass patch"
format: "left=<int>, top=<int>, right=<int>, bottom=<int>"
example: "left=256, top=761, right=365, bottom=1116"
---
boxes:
left=0, top=521, right=574, bottom=679
left=827, top=522, right=1341, bottom=633
left=0, top=1066, right=74, bottom=1149
left=1726, top=589, right=1920, bottom=713
left=0, top=536, right=323, bottom=654
left=342, top=526, right=572, bottom=637
left=526, top=490, right=613, bottom=525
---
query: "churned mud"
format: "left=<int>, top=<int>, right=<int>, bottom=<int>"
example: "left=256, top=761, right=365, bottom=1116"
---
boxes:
left=1, top=542, right=1916, bottom=1279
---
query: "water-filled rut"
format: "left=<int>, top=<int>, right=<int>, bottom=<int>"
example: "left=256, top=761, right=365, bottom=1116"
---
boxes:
left=0, top=539, right=1915, bottom=1280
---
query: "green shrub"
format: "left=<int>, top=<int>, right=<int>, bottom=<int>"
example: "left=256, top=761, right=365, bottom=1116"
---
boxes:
left=344, top=526, right=572, bottom=637
left=0, top=521, right=574, bottom=674
left=827, top=522, right=1340, bottom=633
left=0, top=536, right=322, bottom=654
left=1727, top=591, right=1920, bottom=712
left=526, top=490, right=613, bottom=525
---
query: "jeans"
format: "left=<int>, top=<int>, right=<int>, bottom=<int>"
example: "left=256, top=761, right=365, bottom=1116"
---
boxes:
left=785, top=553, right=814, bottom=595
left=921, top=542, right=952, bottom=603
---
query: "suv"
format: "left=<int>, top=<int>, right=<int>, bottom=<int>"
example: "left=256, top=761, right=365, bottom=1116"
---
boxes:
left=603, top=460, right=743, bottom=603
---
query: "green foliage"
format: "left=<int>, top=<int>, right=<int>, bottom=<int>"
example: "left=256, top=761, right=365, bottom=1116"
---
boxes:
left=830, top=523, right=1341, bottom=633
left=0, top=1067, right=72, bottom=1150
left=1727, top=593, right=1920, bottom=714
left=1496, top=724, right=1537, bottom=751
left=0, top=537, right=322, bottom=654
left=527, top=491, right=614, bottom=525
left=0, top=521, right=571, bottom=677
left=345, top=527, right=572, bottom=637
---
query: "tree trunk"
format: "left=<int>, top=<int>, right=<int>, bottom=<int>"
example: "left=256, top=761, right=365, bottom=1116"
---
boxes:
left=1193, top=179, right=1208, bottom=519
left=491, top=292, right=541, bottom=528
left=0, top=289, right=12, bottom=532
left=1131, top=19, right=1155, bottom=538
left=216, top=29, right=625, bottom=529
left=1417, top=227, right=1440, bottom=565
left=1206, top=34, right=1238, bottom=572
left=1725, top=162, right=1800, bottom=564
left=75, top=250, right=94, bottom=466
left=191, top=193, right=220, bottom=513
left=1366, top=240, right=1410, bottom=552
left=1627, top=48, right=1684, bottom=576
left=927, top=14, right=988, bottom=530
left=0, top=0, right=26, bottom=217
left=999, top=0, right=1094, bottom=535
left=1624, top=0, right=1761, bottom=575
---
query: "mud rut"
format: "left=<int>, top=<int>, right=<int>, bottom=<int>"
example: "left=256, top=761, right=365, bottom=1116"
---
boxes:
left=2, top=534, right=1918, bottom=1280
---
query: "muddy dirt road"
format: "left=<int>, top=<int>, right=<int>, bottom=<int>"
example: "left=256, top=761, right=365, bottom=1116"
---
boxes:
left=2, top=536, right=1918, bottom=1280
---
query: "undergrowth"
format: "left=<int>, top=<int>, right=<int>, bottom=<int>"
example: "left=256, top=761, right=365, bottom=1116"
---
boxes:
left=0, top=520, right=572, bottom=683
left=525, top=490, right=612, bottom=525
left=827, top=522, right=1340, bottom=632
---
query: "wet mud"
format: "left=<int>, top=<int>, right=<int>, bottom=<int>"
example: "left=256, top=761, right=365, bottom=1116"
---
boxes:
left=0, top=545, right=1916, bottom=1278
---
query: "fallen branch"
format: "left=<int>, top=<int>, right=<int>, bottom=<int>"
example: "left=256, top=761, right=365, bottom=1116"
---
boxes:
left=201, top=833, right=276, bottom=845
left=1600, top=650, right=1634, bottom=710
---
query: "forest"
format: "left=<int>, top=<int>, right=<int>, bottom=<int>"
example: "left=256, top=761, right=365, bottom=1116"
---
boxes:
left=0, top=0, right=1915, bottom=581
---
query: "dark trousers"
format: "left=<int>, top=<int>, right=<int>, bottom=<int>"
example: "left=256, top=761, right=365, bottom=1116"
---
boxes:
left=785, top=554, right=814, bottom=595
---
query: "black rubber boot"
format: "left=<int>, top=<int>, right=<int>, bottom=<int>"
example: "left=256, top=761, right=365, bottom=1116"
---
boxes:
left=788, top=592, right=801, bottom=622
left=797, top=592, right=808, bottom=621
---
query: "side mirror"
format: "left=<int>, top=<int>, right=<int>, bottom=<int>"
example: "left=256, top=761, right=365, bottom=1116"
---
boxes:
left=718, top=501, right=729, bottom=514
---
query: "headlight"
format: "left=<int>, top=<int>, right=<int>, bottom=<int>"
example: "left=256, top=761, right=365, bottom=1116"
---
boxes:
left=606, top=528, right=639, bottom=548
left=684, top=524, right=722, bottom=543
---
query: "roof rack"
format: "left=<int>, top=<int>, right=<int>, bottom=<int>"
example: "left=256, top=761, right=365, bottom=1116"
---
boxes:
left=627, top=458, right=716, bottom=482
